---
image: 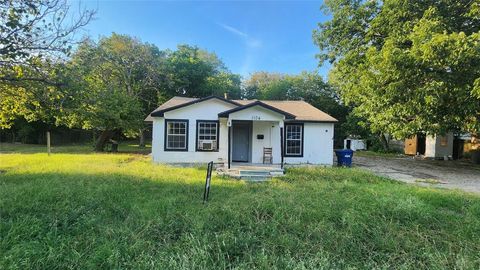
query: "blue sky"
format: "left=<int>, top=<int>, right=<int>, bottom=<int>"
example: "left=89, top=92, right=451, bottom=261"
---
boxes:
left=76, top=1, right=330, bottom=78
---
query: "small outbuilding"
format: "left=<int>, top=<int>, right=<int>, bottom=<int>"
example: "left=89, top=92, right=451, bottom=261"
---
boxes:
left=404, top=133, right=454, bottom=159
left=343, top=137, right=366, bottom=151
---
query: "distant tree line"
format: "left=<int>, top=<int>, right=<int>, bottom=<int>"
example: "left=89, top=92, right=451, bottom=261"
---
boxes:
left=1, top=33, right=246, bottom=151
left=1, top=1, right=349, bottom=151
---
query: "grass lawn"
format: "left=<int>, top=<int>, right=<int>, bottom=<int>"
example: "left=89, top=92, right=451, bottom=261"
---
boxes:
left=0, top=141, right=151, bottom=154
left=1, top=145, right=479, bottom=269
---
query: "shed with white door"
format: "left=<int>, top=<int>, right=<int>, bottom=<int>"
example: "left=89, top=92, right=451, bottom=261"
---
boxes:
left=344, top=138, right=366, bottom=151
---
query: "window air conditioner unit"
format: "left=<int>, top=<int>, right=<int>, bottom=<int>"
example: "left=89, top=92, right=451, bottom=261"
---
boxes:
left=200, top=140, right=216, bottom=150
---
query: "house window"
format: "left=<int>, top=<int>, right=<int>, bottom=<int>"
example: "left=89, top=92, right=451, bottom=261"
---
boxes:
left=196, top=121, right=218, bottom=151
left=285, top=123, right=303, bottom=157
left=165, top=120, right=188, bottom=151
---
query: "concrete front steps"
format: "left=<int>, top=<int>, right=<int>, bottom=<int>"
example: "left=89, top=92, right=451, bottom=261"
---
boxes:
left=217, top=166, right=285, bottom=181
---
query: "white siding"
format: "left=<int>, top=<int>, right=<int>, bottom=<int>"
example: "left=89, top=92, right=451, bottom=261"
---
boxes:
left=228, top=105, right=285, bottom=122
left=284, top=122, right=334, bottom=165
left=250, top=121, right=281, bottom=164
left=151, top=99, right=236, bottom=163
left=151, top=100, right=335, bottom=165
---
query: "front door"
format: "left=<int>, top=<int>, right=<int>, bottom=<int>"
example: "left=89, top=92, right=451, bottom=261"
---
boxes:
left=232, top=122, right=250, bottom=162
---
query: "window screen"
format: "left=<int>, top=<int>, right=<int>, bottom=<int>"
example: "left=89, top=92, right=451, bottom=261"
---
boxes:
left=165, top=120, right=188, bottom=150
left=285, top=124, right=303, bottom=156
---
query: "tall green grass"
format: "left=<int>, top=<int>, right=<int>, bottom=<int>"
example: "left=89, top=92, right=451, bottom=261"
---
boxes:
left=1, top=151, right=479, bottom=269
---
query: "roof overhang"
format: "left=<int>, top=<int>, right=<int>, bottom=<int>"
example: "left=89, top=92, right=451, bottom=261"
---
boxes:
left=284, top=119, right=338, bottom=123
left=218, top=101, right=296, bottom=119
left=150, top=95, right=241, bottom=117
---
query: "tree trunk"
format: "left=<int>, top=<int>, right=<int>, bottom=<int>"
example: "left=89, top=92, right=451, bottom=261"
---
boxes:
left=95, top=130, right=113, bottom=152
left=139, top=129, right=145, bottom=148
left=380, top=133, right=390, bottom=151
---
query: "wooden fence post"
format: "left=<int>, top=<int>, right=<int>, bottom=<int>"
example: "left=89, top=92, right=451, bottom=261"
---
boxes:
left=47, top=131, right=51, bottom=156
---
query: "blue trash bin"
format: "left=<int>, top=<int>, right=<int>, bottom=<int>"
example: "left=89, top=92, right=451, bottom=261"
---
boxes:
left=335, top=149, right=354, bottom=167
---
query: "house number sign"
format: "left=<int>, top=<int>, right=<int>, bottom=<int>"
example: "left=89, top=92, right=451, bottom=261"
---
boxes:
left=251, top=115, right=261, bottom=120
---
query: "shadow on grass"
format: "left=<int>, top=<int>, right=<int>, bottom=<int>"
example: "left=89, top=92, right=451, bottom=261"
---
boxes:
left=1, top=170, right=480, bottom=269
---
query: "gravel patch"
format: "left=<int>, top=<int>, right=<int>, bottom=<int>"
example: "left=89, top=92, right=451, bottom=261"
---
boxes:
left=353, top=155, right=480, bottom=194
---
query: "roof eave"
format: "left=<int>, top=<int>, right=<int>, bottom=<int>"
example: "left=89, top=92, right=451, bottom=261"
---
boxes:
left=218, top=101, right=296, bottom=119
left=285, top=119, right=338, bottom=123
left=150, top=95, right=241, bottom=118
left=150, top=111, right=165, bottom=117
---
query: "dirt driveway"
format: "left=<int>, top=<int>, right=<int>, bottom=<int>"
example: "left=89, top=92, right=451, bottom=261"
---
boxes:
left=353, top=154, right=480, bottom=194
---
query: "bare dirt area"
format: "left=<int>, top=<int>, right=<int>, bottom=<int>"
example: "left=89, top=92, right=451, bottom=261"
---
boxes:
left=353, top=155, right=480, bottom=194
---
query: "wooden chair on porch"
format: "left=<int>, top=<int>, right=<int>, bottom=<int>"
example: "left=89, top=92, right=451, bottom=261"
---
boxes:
left=263, top=147, right=273, bottom=164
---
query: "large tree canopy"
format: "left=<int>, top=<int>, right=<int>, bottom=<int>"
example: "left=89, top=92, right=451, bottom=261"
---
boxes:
left=63, top=37, right=242, bottom=151
left=0, top=0, right=94, bottom=84
left=0, top=59, right=72, bottom=129
left=314, top=0, right=480, bottom=139
left=64, top=34, right=166, bottom=150
left=161, top=44, right=241, bottom=98
left=0, top=0, right=94, bottom=130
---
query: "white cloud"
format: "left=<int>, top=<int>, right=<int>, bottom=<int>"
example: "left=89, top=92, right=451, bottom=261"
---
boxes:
left=218, top=23, right=248, bottom=38
left=218, top=22, right=262, bottom=49
left=218, top=22, right=262, bottom=76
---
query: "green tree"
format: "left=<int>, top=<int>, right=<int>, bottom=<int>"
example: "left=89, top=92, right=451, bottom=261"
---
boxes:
left=201, top=72, right=242, bottom=99
left=0, top=0, right=94, bottom=85
left=0, top=0, right=94, bottom=148
left=242, top=72, right=284, bottom=99
left=65, top=34, right=166, bottom=151
left=0, top=61, right=73, bottom=129
left=314, top=0, right=480, bottom=143
left=162, top=45, right=241, bottom=98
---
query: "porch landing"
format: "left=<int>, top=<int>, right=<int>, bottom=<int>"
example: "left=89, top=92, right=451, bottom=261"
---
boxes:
left=217, top=163, right=285, bottom=181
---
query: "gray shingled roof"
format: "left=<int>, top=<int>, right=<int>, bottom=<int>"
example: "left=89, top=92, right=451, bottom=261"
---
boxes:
left=232, top=100, right=338, bottom=122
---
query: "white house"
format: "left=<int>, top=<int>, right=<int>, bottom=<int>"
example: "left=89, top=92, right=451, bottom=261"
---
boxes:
left=145, top=96, right=337, bottom=168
